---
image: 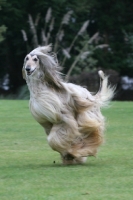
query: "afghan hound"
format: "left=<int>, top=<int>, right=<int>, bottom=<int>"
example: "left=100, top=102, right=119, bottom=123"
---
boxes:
left=22, top=44, right=114, bottom=164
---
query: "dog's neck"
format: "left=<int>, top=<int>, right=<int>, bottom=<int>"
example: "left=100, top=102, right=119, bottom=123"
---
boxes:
left=26, top=76, right=47, bottom=98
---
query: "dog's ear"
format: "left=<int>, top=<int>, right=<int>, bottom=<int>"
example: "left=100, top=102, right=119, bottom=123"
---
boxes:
left=39, top=55, right=62, bottom=89
left=22, top=67, right=26, bottom=80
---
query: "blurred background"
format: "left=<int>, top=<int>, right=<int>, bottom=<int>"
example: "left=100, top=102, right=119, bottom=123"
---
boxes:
left=0, top=0, right=133, bottom=100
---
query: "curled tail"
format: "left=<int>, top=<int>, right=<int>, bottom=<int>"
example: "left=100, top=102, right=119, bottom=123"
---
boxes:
left=96, top=70, right=115, bottom=107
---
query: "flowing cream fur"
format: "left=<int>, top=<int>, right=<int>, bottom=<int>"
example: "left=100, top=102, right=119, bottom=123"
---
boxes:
left=22, top=44, right=115, bottom=164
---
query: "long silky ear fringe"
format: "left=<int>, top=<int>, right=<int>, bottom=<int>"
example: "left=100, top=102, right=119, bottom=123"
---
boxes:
left=38, top=54, right=63, bottom=89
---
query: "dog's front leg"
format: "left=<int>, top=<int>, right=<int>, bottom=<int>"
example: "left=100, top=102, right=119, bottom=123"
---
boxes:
left=47, top=123, right=72, bottom=154
left=47, top=123, right=88, bottom=164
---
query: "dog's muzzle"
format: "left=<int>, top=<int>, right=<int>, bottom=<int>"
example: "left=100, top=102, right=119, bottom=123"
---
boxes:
left=25, top=66, right=35, bottom=76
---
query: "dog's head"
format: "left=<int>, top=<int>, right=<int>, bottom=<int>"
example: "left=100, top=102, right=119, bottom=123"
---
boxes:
left=23, top=54, right=39, bottom=77
left=22, top=45, right=62, bottom=88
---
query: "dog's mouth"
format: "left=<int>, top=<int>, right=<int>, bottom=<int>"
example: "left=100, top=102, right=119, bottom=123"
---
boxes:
left=27, top=69, right=36, bottom=76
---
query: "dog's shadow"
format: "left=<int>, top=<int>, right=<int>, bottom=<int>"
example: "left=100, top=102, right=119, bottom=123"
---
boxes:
left=0, top=156, right=105, bottom=171
left=2, top=159, right=103, bottom=171
left=2, top=162, right=97, bottom=171
left=9, top=163, right=90, bottom=170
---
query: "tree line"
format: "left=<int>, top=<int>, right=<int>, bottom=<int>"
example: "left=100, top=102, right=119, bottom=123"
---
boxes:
left=0, top=0, right=133, bottom=93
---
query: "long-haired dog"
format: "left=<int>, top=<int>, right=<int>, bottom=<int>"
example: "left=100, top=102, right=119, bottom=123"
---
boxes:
left=22, top=45, right=114, bottom=164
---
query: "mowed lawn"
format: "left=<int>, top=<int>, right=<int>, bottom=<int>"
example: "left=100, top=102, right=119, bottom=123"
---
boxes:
left=0, top=100, right=133, bottom=200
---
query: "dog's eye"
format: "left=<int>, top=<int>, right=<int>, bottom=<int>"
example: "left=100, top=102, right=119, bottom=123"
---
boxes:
left=26, top=57, right=29, bottom=61
left=33, top=58, right=38, bottom=62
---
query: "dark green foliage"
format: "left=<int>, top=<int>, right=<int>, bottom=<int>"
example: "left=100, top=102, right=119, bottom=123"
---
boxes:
left=0, top=0, right=91, bottom=91
left=124, top=33, right=133, bottom=73
left=0, top=25, right=6, bottom=42
left=0, top=0, right=133, bottom=94
left=89, top=0, right=133, bottom=76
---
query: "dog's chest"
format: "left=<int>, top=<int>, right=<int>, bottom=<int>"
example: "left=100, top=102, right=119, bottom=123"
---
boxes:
left=29, top=94, right=62, bottom=124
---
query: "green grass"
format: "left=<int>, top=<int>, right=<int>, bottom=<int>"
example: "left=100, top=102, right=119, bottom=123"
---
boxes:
left=0, top=100, right=133, bottom=200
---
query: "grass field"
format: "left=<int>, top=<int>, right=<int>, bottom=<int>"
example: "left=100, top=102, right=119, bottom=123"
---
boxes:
left=0, top=100, right=133, bottom=200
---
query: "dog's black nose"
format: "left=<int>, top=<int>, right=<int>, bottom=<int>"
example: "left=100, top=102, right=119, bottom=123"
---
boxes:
left=26, top=66, right=31, bottom=72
